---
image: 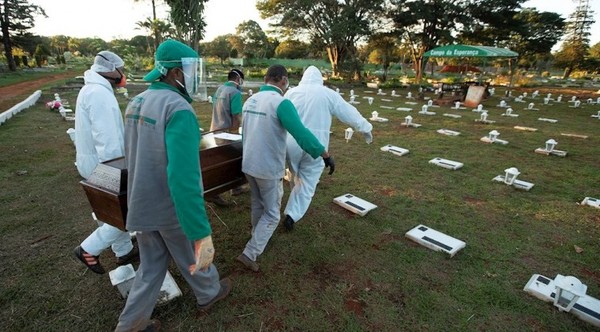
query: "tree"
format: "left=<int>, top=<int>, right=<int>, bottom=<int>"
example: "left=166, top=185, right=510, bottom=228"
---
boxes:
left=0, top=0, right=45, bottom=71
left=204, top=34, right=233, bottom=64
left=509, top=8, right=564, bottom=72
left=554, top=0, right=595, bottom=78
left=460, top=0, right=525, bottom=47
left=275, top=39, right=310, bottom=59
left=133, top=0, right=160, bottom=51
left=589, top=41, right=600, bottom=59
left=389, top=0, right=465, bottom=83
left=235, top=20, right=268, bottom=58
left=165, top=0, right=208, bottom=52
left=366, top=33, right=402, bottom=82
left=257, top=0, right=385, bottom=78
left=135, top=18, right=173, bottom=54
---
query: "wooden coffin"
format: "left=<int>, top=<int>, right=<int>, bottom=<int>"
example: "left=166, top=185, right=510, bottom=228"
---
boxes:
left=80, top=132, right=245, bottom=231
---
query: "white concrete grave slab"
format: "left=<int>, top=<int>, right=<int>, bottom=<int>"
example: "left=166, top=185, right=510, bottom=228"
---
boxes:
left=391, top=90, right=398, bottom=96
left=406, top=92, right=414, bottom=99
left=475, top=111, right=495, bottom=124
left=569, top=100, right=581, bottom=108
left=437, top=129, right=460, bottom=136
left=109, top=264, right=182, bottom=303
left=524, top=274, right=600, bottom=328
left=538, top=118, right=558, bottom=123
left=377, top=89, right=386, bottom=95
left=492, top=167, right=534, bottom=191
left=525, top=103, right=539, bottom=111
left=535, top=138, right=567, bottom=157
left=497, top=100, right=509, bottom=107
left=380, top=144, right=409, bottom=156
left=580, top=197, right=600, bottom=209
left=561, top=133, right=588, bottom=139
left=419, top=105, right=436, bottom=115
left=556, top=95, right=563, bottom=102
left=427, top=99, right=440, bottom=108
left=401, top=115, right=421, bottom=128
left=480, top=130, right=508, bottom=145
left=380, top=105, right=394, bottom=110
left=443, top=113, right=462, bottom=118
left=364, top=90, right=375, bottom=93
left=514, top=126, right=538, bottom=132
left=381, top=98, right=392, bottom=102
left=405, top=101, right=418, bottom=105
left=591, top=111, right=600, bottom=119
left=451, top=101, right=466, bottom=110
left=429, top=157, right=463, bottom=170
left=333, top=194, right=377, bottom=216
left=501, top=107, right=519, bottom=117
left=396, top=107, right=413, bottom=112
left=405, top=224, right=466, bottom=257
left=472, top=104, right=486, bottom=113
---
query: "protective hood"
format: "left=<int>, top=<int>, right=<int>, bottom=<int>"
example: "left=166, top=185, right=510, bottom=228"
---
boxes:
left=298, top=66, right=324, bottom=86
left=83, top=69, right=115, bottom=93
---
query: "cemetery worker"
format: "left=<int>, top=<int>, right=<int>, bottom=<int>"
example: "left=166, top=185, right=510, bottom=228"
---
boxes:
left=236, top=64, right=335, bottom=272
left=73, top=50, right=138, bottom=275
left=282, top=65, right=373, bottom=231
left=115, top=39, right=231, bottom=331
left=205, top=68, right=248, bottom=206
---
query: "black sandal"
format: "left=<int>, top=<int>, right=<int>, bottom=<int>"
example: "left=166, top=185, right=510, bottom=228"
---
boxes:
left=74, top=246, right=105, bottom=274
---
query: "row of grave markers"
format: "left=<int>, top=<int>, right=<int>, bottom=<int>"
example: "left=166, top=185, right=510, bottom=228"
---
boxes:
left=334, top=88, right=600, bottom=328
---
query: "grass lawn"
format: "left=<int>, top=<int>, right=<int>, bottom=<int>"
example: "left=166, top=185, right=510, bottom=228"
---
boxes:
left=0, top=80, right=599, bottom=331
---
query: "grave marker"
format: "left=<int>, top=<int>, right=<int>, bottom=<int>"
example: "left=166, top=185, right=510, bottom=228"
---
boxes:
left=480, top=130, right=508, bottom=145
left=535, top=138, right=567, bottom=157
left=333, top=194, right=377, bottom=216
left=380, top=144, right=409, bottom=156
left=523, top=274, right=600, bottom=328
left=405, top=225, right=466, bottom=257
left=492, top=167, right=534, bottom=191
left=429, top=157, right=463, bottom=170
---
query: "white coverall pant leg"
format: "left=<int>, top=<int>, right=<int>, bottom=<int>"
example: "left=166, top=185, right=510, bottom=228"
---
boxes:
left=243, top=174, right=283, bottom=261
left=115, top=228, right=221, bottom=332
left=284, top=150, right=324, bottom=223
left=81, top=221, right=133, bottom=257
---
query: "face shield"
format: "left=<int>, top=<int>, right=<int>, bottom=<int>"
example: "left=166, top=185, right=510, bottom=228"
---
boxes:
left=181, top=57, right=200, bottom=97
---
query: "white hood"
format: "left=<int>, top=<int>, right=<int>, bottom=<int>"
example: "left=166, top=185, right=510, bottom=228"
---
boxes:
left=285, top=65, right=372, bottom=153
left=75, top=70, right=124, bottom=179
left=298, top=66, right=324, bottom=86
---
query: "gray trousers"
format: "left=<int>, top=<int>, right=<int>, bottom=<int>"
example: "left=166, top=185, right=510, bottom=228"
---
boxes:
left=115, top=228, right=221, bottom=332
left=242, top=174, right=283, bottom=261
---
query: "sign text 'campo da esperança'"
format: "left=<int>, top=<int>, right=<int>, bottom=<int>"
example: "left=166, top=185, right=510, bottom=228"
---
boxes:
left=429, top=49, right=481, bottom=57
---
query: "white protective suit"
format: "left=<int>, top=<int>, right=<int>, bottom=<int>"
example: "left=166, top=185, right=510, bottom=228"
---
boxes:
left=75, top=69, right=125, bottom=179
left=75, top=69, right=132, bottom=257
left=284, top=66, right=373, bottom=223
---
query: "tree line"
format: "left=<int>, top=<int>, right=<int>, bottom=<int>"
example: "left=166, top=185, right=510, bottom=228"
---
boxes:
left=1, top=0, right=598, bottom=81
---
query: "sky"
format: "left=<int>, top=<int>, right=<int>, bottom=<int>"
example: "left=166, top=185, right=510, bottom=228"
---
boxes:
left=30, top=0, right=600, bottom=46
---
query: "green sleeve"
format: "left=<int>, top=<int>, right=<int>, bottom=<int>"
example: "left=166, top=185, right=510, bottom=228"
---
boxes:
left=276, top=99, right=325, bottom=158
left=231, top=92, right=242, bottom=115
left=165, top=110, right=212, bottom=241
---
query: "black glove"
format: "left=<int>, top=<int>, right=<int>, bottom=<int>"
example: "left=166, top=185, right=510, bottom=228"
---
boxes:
left=323, top=155, right=335, bottom=175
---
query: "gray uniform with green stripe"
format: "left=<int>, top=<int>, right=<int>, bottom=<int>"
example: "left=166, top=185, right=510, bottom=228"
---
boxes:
left=240, top=84, right=325, bottom=261
left=210, top=81, right=242, bottom=131
left=117, top=82, right=220, bottom=331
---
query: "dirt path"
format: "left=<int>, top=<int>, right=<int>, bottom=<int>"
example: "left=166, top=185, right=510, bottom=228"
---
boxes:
left=0, top=71, right=78, bottom=111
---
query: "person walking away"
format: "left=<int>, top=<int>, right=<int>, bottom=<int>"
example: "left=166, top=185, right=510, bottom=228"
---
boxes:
left=73, top=51, right=138, bottom=275
left=114, top=39, right=231, bottom=331
left=205, top=68, right=248, bottom=206
left=282, top=65, right=373, bottom=231
left=236, top=64, right=335, bottom=272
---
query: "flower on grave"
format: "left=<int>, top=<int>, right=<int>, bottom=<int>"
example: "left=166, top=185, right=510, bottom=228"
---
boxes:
left=46, top=100, right=62, bottom=111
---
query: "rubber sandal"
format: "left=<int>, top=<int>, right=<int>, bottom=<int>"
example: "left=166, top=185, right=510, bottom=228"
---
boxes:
left=74, top=246, right=105, bottom=274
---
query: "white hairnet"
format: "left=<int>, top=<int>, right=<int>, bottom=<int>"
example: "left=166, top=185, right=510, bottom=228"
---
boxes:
left=91, top=51, right=124, bottom=73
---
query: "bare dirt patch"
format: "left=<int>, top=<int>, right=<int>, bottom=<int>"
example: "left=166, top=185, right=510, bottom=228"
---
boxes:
left=0, top=71, right=77, bottom=111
